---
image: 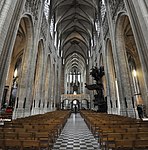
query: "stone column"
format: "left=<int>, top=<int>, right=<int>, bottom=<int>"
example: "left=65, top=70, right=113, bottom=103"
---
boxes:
left=68, top=73, right=71, bottom=94
left=124, top=0, right=148, bottom=115
left=80, top=73, right=82, bottom=93
left=105, top=0, right=135, bottom=117
left=0, top=0, right=25, bottom=108
left=14, top=0, right=45, bottom=118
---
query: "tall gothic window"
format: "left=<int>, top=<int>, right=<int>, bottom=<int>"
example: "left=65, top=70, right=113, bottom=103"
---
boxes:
left=127, top=53, right=140, bottom=95
left=101, top=0, right=106, bottom=21
left=127, top=52, right=143, bottom=105
left=50, top=17, right=54, bottom=38
left=44, top=0, right=51, bottom=20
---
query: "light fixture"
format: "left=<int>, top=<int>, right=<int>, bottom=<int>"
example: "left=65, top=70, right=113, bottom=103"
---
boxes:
left=133, top=69, right=137, bottom=77
left=73, top=91, right=77, bottom=95
left=73, top=100, right=77, bottom=104
left=14, top=69, right=18, bottom=78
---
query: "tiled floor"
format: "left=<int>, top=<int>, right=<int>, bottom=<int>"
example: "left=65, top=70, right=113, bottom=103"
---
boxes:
left=52, top=113, right=100, bottom=150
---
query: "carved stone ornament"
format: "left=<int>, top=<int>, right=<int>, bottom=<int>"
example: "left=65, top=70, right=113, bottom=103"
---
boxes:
left=109, top=0, right=126, bottom=19
left=40, top=13, right=48, bottom=40
left=25, top=0, right=41, bottom=20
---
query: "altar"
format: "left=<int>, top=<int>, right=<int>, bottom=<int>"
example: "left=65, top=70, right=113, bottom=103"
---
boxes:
left=60, top=94, right=90, bottom=110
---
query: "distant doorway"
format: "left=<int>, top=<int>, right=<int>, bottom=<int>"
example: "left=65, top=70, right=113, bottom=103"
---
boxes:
left=71, top=99, right=80, bottom=113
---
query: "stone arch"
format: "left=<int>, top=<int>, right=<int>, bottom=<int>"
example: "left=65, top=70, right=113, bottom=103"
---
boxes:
left=32, top=40, right=44, bottom=114
left=62, top=99, right=70, bottom=109
left=3, top=15, right=34, bottom=118
left=115, top=13, right=145, bottom=118
left=81, top=99, right=89, bottom=109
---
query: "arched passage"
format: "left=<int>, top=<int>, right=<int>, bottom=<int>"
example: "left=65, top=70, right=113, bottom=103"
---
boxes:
left=2, top=15, right=34, bottom=118
left=71, top=99, right=80, bottom=113
left=115, top=14, right=145, bottom=118
left=62, top=99, right=70, bottom=109
left=81, top=99, right=89, bottom=109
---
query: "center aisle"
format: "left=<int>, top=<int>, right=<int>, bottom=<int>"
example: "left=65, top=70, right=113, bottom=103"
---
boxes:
left=52, top=113, right=100, bottom=150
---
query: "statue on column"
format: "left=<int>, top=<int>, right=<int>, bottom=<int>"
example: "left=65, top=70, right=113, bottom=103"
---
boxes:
left=85, top=66, right=107, bottom=112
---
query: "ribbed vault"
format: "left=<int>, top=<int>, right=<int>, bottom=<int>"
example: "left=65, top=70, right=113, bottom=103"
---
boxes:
left=50, top=0, right=100, bottom=93
left=52, top=0, right=99, bottom=63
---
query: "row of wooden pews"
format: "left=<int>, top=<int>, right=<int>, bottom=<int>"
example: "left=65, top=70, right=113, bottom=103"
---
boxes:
left=80, top=110, right=148, bottom=150
left=0, top=110, right=71, bottom=150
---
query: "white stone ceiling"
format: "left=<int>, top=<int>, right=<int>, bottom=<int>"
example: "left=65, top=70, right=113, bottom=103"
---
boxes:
left=51, top=0, right=99, bottom=70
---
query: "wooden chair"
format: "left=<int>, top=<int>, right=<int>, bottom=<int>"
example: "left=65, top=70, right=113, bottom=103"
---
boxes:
left=35, top=132, right=53, bottom=150
left=138, top=127, right=148, bottom=132
left=0, top=132, right=4, bottom=139
left=4, top=139, right=22, bottom=150
left=4, top=132, right=18, bottom=139
left=126, top=127, right=138, bottom=133
left=18, top=132, right=33, bottom=140
left=115, top=140, right=134, bottom=150
left=22, top=140, right=40, bottom=150
left=3, top=128, right=14, bottom=132
left=14, top=127, right=26, bottom=133
left=122, top=133, right=137, bottom=140
left=134, top=139, right=148, bottom=149
left=105, top=133, right=122, bottom=150
left=0, top=139, right=5, bottom=149
left=136, top=132, right=148, bottom=140
left=114, top=128, right=126, bottom=133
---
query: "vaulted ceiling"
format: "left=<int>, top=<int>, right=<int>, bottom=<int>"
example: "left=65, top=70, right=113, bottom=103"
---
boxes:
left=51, top=0, right=100, bottom=71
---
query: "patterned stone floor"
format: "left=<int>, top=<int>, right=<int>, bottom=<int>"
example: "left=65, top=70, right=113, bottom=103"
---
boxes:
left=52, top=113, right=100, bottom=150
